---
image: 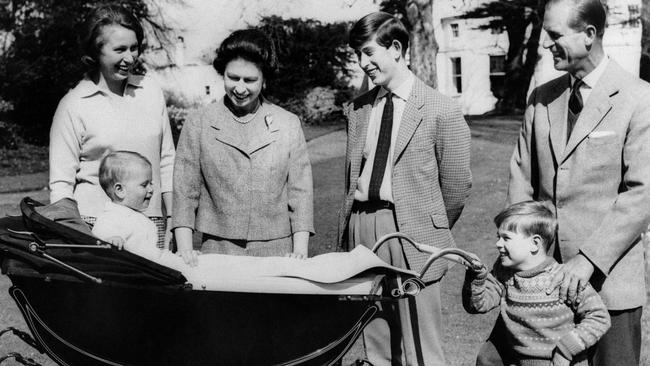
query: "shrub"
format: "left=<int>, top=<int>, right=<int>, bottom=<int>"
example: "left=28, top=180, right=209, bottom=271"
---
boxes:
left=254, top=16, right=355, bottom=124
left=164, top=90, right=203, bottom=146
left=0, top=0, right=156, bottom=145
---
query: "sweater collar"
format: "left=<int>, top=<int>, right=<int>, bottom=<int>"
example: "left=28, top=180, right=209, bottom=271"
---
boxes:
left=515, top=257, right=557, bottom=278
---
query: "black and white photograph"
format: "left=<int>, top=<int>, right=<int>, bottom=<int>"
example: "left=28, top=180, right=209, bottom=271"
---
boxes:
left=0, top=0, right=649, bottom=365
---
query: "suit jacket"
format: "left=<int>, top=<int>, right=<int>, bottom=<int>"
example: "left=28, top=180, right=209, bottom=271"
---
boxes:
left=508, top=60, right=650, bottom=309
left=172, top=98, right=314, bottom=241
left=338, top=77, right=472, bottom=283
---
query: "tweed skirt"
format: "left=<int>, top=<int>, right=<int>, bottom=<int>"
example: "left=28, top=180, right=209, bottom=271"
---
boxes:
left=200, top=234, right=292, bottom=257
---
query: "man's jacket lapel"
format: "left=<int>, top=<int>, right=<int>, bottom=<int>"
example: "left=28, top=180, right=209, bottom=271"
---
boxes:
left=393, top=80, right=425, bottom=165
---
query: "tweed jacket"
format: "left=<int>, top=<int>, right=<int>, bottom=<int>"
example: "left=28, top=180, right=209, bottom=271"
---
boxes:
left=508, top=60, right=650, bottom=310
left=172, top=98, right=314, bottom=241
left=338, top=77, right=472, bottom=283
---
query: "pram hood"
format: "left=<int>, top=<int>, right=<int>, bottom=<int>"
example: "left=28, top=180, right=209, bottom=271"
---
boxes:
left=0, top=197, right=186, bottom=288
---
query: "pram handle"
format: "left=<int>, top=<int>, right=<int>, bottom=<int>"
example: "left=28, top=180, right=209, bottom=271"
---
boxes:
left=371, top=232, right=484, bottom=278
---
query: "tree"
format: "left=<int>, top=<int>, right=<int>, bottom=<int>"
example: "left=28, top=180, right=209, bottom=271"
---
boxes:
left=255, top=16, right=355, bottom=124
left=0, top=0, right=170, bottom=144
left=380, top=0, right=438, bottom=88
left=640, top=0, right=650, bottom=82
left=460, top=0, right=545, bottom=113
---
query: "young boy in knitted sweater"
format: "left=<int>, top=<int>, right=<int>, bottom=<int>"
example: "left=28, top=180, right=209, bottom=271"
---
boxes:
left=463, top=201, right=610, bottom=366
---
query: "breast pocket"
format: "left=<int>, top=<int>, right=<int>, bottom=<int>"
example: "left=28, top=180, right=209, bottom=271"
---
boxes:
left=584, top=135, right=620, bottom=171
left=430, top=213, right=449, bottom=229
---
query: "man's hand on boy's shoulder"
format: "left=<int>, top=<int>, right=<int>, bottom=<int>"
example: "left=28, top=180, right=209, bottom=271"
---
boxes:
left=106, top=236, right=125, bottom=250
left=546, top=254, right=595, bottom=305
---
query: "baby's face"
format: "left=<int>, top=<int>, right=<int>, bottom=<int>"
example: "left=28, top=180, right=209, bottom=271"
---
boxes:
left=119, top=167, right=153, bottom=212
left=495, top=228, right=537, bottom=270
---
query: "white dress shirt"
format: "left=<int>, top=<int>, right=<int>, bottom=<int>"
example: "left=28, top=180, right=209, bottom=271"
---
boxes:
left=354, top=73, right=415, bottom=202
left=571, top=56, right=609, bottom=105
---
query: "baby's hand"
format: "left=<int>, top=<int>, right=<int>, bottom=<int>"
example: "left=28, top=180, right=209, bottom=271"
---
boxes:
left=285, top=252, right=307, bottom=260
left=106, top=236, right=125, bottom=250
left=552, top=349, right=570, bottom=366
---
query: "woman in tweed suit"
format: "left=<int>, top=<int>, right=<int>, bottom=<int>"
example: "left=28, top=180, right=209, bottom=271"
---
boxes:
left=172, top=29, right=314, bottom=266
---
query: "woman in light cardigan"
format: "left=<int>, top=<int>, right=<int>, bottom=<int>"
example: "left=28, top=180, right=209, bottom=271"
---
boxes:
left=49, top=5, right=175, bottom=248
left=172, top=29, right=314, bottom=266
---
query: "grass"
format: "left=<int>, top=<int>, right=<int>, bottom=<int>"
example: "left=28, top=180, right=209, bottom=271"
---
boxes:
left=0, top=116, right=648, bottom=365
left=0, top=144, right=48, bottom=178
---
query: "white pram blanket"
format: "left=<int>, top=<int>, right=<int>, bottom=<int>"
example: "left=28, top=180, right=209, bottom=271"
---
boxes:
left=183, top=246, right=421, bottom=295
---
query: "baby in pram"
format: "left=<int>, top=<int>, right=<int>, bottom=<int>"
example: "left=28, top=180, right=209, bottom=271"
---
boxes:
left=91, top=150, right=198, bottom=274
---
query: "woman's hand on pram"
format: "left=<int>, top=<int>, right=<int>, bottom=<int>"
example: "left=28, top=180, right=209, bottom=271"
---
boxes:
left=178, top=249, right=200, bottom=267
left=106, top=236, right=125, bottom=250
left=285, top=252, right=307, bottom=259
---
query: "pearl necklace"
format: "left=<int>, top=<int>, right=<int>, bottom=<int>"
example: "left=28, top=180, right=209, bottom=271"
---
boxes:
left=231, top=104, right=261, bottom=124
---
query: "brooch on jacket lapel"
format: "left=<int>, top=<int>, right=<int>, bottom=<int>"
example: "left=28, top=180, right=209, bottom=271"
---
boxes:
left=265, top=114, right=273, bottom=128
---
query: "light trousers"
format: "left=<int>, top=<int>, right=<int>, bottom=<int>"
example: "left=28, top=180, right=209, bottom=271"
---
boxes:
left=349, top=207, right=446, bottom=366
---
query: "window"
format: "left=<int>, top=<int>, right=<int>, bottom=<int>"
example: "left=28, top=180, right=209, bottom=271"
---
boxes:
left=451, top=57, right=462, bottom=93
left=489, top=55, right=506, bottom=99
left=629, top=4, right=640, bottom=27
left=205, top=86, right=211, bottom=95
left=451, top=23, right=459, bottom=37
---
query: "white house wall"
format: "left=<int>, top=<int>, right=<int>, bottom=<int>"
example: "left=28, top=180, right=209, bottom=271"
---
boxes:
left=436, top=17, right=508, bottom=115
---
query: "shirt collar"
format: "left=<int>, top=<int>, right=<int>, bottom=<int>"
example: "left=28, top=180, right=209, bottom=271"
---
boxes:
left=377, top=72, right=415, bottom=101
left=77, top=73, right=145, bottom=98
left=572, top=55, right=609, bottom=89
left=104, top=201, right=142, bottom=217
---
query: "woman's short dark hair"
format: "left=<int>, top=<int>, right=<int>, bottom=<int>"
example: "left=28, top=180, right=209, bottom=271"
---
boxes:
left=79, top=5, right=144, bottom=71
left=212, top=29, right=279, bottom=81
left=349, top=12, right=409, bottom=55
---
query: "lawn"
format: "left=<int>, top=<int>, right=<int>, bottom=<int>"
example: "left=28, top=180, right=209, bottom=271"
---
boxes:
left=0, top=115, right=648, bottom=366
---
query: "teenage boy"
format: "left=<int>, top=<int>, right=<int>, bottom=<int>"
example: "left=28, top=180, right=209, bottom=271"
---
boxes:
left=337, top=12, right=472, bottom=366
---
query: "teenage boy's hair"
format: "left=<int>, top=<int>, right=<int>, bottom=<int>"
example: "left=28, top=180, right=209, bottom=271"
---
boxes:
left=349, top=12, right=409, bottom=55
left=494, top=201, right=557, bottom=249
left=99, top=151, right=151, bottom=200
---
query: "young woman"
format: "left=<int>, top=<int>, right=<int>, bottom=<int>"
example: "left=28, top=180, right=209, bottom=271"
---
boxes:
left=49, top=5, right=175, bottom=249
left=172, top=29, right=314, bottom=266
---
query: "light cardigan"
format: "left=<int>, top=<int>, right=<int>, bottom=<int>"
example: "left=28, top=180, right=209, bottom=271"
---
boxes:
left=172, top=98, right=314, bottom=240
left=463, top=257, right=610, bottom=365
left=49, top=74, right=175, bottom=217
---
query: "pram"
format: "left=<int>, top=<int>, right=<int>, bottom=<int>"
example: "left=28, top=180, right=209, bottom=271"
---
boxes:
left=0, top=197, right=482, bottom=366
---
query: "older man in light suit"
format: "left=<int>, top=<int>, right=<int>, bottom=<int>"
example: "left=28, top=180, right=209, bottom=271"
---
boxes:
left=503, top=0, right=650, bottom=365
left=338, top=12, right=471, bottom=366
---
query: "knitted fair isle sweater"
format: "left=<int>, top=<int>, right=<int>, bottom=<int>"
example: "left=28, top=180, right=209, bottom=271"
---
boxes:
left=462, top=257, right=610, bottom=366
